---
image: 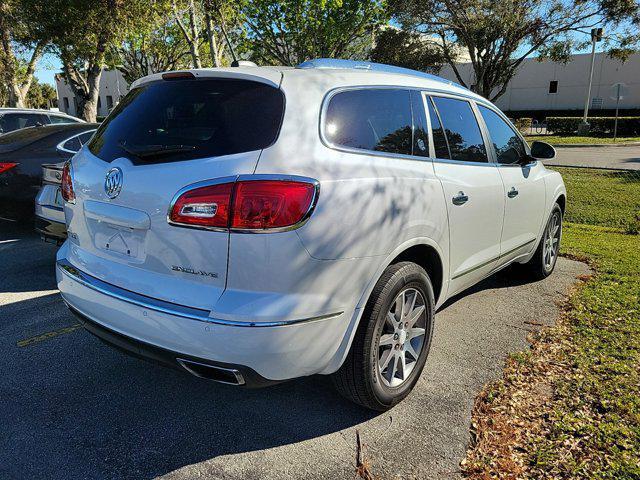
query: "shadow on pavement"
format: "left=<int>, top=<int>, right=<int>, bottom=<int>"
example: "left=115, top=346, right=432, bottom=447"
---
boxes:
left=439, top=263, right=540, bottom=311
left=3, top=322, right=377, bottom=479
left=1, top=225, right=551, bottom=479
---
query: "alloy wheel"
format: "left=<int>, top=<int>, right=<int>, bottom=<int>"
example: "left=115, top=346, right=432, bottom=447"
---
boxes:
left=543, top=211, right=561, bottom=270
left=377, top=287, right=427, bottom=388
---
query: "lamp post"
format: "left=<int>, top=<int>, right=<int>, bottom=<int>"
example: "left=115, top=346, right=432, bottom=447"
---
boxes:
left=578, top=27, right=604, bottom=135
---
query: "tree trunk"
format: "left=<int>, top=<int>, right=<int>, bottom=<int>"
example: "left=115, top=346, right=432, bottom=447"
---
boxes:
left=0, top=23, right=46, bottom=108
left=187, top=0, right=202, bottom=68
left=80, top=66, right=102, bottom=122
left=174, top=0, right=202, bottom=69
left=205, top=11, right=220, bottom=67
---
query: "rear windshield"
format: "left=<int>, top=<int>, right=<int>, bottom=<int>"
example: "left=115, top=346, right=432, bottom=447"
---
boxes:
left=88, top=78, right=285, bottom=164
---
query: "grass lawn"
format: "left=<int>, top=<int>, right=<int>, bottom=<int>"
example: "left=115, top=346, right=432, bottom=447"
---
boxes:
left=463, top=224, right=640, bottom=478
left=551, top=167, right=640, bottom=233
left=526, top=135, right=640, bottom=145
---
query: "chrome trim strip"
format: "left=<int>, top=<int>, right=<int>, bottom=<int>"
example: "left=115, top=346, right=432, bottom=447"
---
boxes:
left=57, top=259, right=343, bottom=327
left=176, top=358, right=246, bottom=385
left=451, top=238, right=537, bottom=280
left=40, top=204, right=64, bottom=212
left=166, top=174, right=321, bottom=234
left=55, top=129, right=97, bottom=154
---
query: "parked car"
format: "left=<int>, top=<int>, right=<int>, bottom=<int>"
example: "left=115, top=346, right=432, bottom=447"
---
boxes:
left=0, top=123, right=97, bottom=223
left=0, top=108, right=83, bottom=135
left=56, top=60, right=563, bottom=410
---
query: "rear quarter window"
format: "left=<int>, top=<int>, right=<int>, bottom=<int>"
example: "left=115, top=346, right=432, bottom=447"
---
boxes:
left=88, top=78, right=285, bottom=164
left=323, top=88, right=413, bottom=156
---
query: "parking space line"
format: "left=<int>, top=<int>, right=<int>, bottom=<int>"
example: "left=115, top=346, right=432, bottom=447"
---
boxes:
left=17, top=324, right=82, bottom=347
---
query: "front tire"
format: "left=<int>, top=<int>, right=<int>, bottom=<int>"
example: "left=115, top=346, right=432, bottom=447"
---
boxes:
left=522, top=203, right=563, bottom=280
left=331, top=262, right=435, bottom=411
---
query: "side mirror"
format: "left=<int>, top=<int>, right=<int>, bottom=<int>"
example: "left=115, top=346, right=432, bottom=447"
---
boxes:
left=530, top=141, right=555, bottom=160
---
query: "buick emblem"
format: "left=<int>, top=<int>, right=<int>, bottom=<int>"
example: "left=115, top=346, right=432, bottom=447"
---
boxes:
left=104, top=167, right=123, bottom=199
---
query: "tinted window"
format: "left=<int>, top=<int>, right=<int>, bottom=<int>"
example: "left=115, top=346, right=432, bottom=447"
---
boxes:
left=0, top=113, right=46, bottom=133
left=49, top=115, right=78, bottom=124
left=431, top=97, right=487, bottom=163
left=62, top=135, right=82, bottom=152
left=325, top=89, right=412, bottom=155
left=411, top=91, right=429, bottom=157
left=88, top=78, right=285, bottom=164
left=479, top=106, right=526, bottom=164
left=78, top=130, right=95, bottom=144
left=427, top=97, right=450, bottom=159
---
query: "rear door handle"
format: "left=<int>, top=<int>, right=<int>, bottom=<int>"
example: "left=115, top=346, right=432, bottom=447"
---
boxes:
left=452, top=191, right=469, bottom=205
left=507, top=187, right=519, bottom=198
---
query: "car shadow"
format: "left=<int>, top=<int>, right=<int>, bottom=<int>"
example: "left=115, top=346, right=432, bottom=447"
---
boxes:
left=2, top=226, right=546, bottom=479
left=0, top=223, right=59, bottom=294
left=3, top=293, right=376, bottom=479
left=439, top=263, right=540, bottom=311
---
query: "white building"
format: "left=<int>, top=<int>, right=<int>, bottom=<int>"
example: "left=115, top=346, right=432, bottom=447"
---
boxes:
left=439, top=52, right=640, bottom=112
left=55, top=69, right=129, bottom=118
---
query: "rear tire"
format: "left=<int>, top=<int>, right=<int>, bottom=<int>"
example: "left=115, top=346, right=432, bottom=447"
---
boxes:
left=521, top=203, right=563, bottom=280
left=331, top=262, right=435, bottom=411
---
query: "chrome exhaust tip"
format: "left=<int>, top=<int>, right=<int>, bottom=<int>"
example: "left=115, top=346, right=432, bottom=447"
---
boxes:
left=177, top=358, right=245, bottom=385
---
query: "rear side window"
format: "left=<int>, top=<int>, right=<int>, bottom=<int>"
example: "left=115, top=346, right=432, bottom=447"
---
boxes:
left=324, top=89, right=413, bottom=156
left=430, top=97, right=488, bottom=163
left=78, top=130, right=95, bottom=144
left=49, top=115, right=79, bottom=124
left=61, top=135, right=82, bottom=152
left=88, top=78, right=285, bottom=164
left=0, top=113, right=47, bottom=133
left=478, top=106, right=526, bottom=164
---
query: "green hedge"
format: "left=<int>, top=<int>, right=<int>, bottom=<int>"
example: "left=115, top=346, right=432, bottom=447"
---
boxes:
left=547, top=116, right=640, bottom=136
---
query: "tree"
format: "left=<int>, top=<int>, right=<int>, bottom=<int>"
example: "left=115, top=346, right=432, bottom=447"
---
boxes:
left=25, top=78, right=57, bottom=109
left=203, top=0, right=245, bottom=67
left=388, top=0, right=640, bottom=101
left=24, top=0, right=152, bottom=122
left=173, top=0, right=203, bottom=68
left=0, top=0, right=48, bottom=107
left=242, top=0, right=387, bottom=66
left=370, top=28, right=445, bottom=72
left=111, top=2, right=193, bottom=84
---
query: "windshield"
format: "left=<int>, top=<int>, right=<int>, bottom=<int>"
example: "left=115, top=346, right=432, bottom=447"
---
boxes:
left=88, top=78, right=285, bottom=164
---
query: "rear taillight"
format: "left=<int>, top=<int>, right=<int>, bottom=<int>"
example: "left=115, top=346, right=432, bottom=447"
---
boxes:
left=0, top=162, right=18, bottom=174
left=61, top=161, right=76, bottom=203
left=168, top=177, right=318, bottom=231
left=169, top=182, right=233, bottom=228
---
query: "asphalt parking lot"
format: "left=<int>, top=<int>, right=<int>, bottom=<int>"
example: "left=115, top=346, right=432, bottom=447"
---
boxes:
left=550, top=145, right=640, bottom=170
left=0, top=224, right=589, bottom=480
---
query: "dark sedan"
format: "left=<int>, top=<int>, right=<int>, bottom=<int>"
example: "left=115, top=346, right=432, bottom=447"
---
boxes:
left=0, top=123, right=98, bottom=223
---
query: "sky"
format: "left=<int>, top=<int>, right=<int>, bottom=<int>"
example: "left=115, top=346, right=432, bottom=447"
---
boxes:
left=34, top=52, right=62, bottom=86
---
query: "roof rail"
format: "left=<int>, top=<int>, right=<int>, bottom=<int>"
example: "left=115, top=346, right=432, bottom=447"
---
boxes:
left=296, top=58, right=462, bottom=88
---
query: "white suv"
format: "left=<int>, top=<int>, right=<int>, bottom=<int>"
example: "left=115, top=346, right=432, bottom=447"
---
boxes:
left=57, top=60, right=565, bottom=410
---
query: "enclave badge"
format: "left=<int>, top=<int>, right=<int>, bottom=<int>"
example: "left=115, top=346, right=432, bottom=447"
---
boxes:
left=171, top=265, right=218, bottom=278
left=104, top=167, right=123, bottom=199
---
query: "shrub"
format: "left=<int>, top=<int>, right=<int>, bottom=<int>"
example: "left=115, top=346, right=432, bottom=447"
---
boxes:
left=546, top=116, right=640, bottom=136
left=513, top=117, right=532, bottom=133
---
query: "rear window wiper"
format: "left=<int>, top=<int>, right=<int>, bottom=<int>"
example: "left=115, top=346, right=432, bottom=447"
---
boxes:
left=118, top=141, right=196, bottom=158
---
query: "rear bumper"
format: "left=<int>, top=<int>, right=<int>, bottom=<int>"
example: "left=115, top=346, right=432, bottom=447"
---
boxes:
left=68, top=306, right=276, bottom=387
left=56, top=256, right=351, bottom=382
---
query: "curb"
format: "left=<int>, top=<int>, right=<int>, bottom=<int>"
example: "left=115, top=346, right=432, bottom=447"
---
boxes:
left=552, top=142, right=640, bottom=148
